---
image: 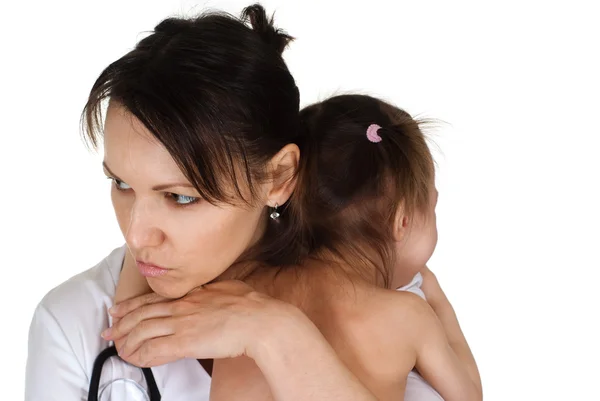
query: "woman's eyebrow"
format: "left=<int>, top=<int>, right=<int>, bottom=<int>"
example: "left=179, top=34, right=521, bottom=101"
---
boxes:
left=102, top=161, right=121, bottom=180
left=102, top=161, right=195, bottom=191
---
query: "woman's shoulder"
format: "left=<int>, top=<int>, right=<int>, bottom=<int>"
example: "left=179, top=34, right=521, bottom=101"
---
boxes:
left=26, top=245, right=125, bottom=398
left=38, top=245, right=125, bottom=318
left=26, top=245, right=213, bottom=400
left=30, top=244, right=126, bottom=364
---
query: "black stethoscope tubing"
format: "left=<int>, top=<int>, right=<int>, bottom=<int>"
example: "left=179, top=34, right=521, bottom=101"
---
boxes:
left=88, top=345, right=161, bottom=401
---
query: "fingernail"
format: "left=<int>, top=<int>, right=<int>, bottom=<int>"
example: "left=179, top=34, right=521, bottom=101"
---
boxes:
left=101, top=328, right=112, bottom=339
left=109, top=305, right=117, bottom=315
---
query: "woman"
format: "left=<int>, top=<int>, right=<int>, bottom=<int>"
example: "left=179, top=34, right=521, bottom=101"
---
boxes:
left=25, top=4, right=444, bottom=400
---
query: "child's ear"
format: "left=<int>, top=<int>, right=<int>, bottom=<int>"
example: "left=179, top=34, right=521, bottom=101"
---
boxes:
left=393, top=202, right=409, bottom=242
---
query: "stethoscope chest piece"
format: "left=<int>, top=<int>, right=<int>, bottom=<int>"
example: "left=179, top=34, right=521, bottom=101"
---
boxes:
left=98, top=379, right=151, bottom=401
left=88, top=345, right=161, bottom=401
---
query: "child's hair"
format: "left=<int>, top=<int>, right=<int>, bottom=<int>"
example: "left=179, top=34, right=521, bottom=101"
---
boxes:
left=292, top=94, right=435, bottom=288
left=82, top=4, right=307, bottom=267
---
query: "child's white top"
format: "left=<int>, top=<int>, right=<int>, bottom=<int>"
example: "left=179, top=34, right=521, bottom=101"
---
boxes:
left=397, top=272, right=444, bottom=401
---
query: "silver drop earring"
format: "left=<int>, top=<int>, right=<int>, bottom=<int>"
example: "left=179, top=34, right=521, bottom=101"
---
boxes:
left=269, top=203, right=280, bottom=220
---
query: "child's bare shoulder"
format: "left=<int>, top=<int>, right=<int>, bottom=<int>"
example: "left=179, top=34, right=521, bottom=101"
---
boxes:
left=364, top=287, right=433, bottom=318
left=354, top=287, right=437, bottom=346
left=327, top=287, right=437, bottom=383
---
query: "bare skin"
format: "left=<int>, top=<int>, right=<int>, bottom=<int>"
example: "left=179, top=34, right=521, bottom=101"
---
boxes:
left=104, top=102, right=481, bottom=400
left=113, top=255, right=482, bottom=401
left=210, top=261, right=481, bottom=401
left=209, top=182, right=482, bottom=401
left=101, top=103, right=381, bottom=401
left=419, top=266, right=482, bottom=395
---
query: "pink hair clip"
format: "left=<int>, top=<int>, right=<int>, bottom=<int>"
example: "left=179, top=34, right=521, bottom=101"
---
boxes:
left=366, top=124, right=382, bottom=143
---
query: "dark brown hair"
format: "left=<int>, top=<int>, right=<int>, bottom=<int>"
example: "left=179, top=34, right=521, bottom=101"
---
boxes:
left=293, top=94, right=435, bottom=287
left=81, top=4, right=306, bottom=266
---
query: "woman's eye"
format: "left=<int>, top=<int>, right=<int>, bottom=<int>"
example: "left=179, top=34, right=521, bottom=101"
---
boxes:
left=111, top=178, right=131, bottom=191
left=169, top=193, right=199, bottom=205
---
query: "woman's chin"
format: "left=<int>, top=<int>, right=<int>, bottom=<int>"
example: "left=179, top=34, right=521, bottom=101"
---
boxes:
left=147, top=279, right=190, bottom=299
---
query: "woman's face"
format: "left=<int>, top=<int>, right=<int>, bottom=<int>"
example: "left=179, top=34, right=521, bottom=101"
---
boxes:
left=103, top=103, right=268, bottom=298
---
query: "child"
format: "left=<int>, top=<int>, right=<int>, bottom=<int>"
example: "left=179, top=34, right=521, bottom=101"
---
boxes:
left=210, top=94, right=482, bottom=401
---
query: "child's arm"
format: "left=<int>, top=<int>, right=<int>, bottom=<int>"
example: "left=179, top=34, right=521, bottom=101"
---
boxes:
left=420, top=267, right=482, bottom=396
left=385, top=289, right=480, bottom=401
left=377, top=286, right=479, bottom=401
left=410, top=296, right=481, bottom=401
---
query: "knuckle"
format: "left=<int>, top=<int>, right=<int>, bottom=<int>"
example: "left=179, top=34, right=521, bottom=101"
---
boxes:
left=111, top=322, right=124, bottom=338
left=126, top=299, right=142, bottom=314
left=117, top=343, right=128, bottom=359
left=135, top=319, right=149, bottom=334
left=170, top=301, right=187, bottom=314
left=138, top=344, right=150, bottom=367
left=113, top=338, right=125, bottom=352
left=142, top=293, right=155, bottom=304
left=133, top=305, right=147, bottom=321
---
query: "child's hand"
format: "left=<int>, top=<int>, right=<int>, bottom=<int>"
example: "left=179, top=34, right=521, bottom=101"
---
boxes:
left=418, top=268, right=482, bottom=398
left=420, top=266, right=447, bottom=308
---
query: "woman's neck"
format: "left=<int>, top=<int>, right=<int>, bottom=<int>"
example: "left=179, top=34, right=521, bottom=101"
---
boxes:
left=115, top=250, right=152, bottom=304
left=212, top=259, right=266, bottom=283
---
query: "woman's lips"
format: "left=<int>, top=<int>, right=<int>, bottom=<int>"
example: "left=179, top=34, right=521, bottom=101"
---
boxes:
left=136, top=260, right=169, bottom=277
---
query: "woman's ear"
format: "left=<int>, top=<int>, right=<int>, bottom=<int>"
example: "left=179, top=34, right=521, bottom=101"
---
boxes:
left=393, top=202, right=410, bottom=242
left=265, top=143, right=300, bottom=205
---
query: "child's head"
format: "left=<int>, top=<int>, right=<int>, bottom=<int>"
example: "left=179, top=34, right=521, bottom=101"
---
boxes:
left=296, top=94, right=438, bottom=288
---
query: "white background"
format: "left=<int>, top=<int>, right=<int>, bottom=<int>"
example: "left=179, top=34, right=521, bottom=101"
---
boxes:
left=1, top=0, right=599, bottom=399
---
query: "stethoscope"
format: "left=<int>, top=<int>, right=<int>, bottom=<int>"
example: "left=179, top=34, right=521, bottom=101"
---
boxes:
left=88, top=345, right=161, bottom=401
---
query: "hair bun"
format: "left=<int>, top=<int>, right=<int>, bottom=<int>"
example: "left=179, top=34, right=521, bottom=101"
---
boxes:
left=154, top=18, right=191, bottom=35
left=242, top=4, right=294, bottom=56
